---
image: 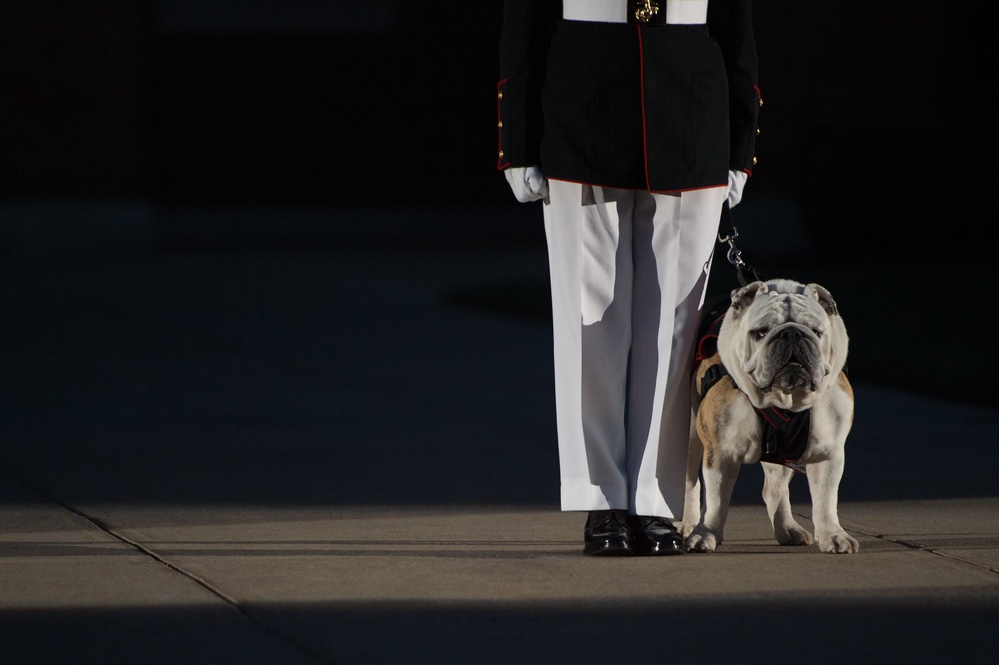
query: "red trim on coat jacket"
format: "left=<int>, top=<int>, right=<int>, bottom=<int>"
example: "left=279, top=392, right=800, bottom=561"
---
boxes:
left=546, top=177, right=728, bottom=196
left=636, top=26, right=653, bottom=192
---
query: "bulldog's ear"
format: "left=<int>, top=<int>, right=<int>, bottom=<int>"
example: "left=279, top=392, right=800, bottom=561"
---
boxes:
left=805, top=283, right=839, bottom=316
left=729, top=281, right=768, bottom=315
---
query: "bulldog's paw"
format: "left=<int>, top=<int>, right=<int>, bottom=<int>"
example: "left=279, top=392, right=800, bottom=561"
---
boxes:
left=774, top=523, right=813, bottom=547
left=685, top=528, right=719, bottom=553
left=817, top=530, right=860, bottom=554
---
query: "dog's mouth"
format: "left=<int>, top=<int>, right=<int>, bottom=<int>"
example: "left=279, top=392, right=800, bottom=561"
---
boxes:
left=757, top=330, right=825, bottom=395
left=764, top=361, right=817, bottom=395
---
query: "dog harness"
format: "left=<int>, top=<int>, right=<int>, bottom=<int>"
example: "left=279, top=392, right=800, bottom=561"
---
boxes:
left=695, top=308, right=810, bottom=474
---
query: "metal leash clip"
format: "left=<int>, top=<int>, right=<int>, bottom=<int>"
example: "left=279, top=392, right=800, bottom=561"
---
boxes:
left=717, top=201, right=763, bottom=286
left=718, top=226, right=747, bottom=270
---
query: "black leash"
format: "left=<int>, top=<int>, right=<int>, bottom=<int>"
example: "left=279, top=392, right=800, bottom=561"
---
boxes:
left=696, top=200, right=766, bottom=356
left=717, top=201, right=764, bottom=286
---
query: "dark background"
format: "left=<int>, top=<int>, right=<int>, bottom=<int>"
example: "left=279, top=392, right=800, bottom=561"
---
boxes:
left=2, top=10, right=996, bottom=661
left=1, top=1, right=995, bottom=404
left=1, top=1, right=990, bottom=246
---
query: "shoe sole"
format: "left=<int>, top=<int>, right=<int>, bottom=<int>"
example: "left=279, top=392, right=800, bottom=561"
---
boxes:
left=583, top=543, right=633, bottom=556
left=634, top=546, right=686, bottom=556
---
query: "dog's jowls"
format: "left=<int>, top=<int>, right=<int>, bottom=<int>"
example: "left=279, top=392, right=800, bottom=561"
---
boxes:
left=682, top=279, right=859, bottom=554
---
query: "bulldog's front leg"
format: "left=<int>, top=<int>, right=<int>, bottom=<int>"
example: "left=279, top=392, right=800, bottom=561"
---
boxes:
left=686, top=456, right=741, bottom=553
left=806, top=456, right=860, bottom=553
left=762, top=462, right=813, bottom=546
left=681, top=421, right=705, bottom=538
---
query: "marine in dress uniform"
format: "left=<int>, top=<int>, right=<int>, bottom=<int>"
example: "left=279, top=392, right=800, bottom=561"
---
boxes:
left=497, top=0, right=760, bottom=555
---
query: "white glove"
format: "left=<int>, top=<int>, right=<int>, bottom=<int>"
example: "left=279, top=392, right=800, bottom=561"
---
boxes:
left=504, top=166, right=549, bottom=203
left=726, top=169, right=748, bottom=208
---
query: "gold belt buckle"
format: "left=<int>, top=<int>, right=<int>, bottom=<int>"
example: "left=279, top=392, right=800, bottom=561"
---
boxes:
left=633, top=0, right=660, bottom=24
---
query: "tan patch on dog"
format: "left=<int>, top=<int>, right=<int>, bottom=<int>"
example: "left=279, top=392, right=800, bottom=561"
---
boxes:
left=837, top=371, right=853, bottom=398
left=837, top=371, right=854, bottom=426
left=694, top=353, right=742, bottom=469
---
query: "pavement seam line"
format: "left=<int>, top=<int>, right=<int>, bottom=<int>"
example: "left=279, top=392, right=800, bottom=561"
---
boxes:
left=870, top=533, right=999, bottom=576
left=15, top=479, right=333, bottom=665
left=817, top=515, right=999, bottom=576
left=926, top=548, right=999, bottom=575
left=791, top=508, right=999, bottom=575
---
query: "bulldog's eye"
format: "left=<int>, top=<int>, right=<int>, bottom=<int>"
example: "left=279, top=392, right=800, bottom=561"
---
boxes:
left=812, top=328, right=823, bottom=338
left=751, top=328, right=769, bottom=340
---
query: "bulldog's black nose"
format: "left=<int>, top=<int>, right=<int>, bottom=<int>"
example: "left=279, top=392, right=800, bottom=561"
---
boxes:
left=778, top=327, right=803, bottom=341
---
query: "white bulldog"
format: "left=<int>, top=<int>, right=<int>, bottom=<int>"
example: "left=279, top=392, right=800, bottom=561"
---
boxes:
left=682, top=279, right=859, bottom=554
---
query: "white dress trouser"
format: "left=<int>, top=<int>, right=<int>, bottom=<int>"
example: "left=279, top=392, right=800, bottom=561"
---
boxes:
left=543, top=180, right=726, bottom=518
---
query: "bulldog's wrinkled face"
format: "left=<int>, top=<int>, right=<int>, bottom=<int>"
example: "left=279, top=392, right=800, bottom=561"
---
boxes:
left=747, top=296, right=828, bottom=394
left=717, top=279, right=848, bottom=410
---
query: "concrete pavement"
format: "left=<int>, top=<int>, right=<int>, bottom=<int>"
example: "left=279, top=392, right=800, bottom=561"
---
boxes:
left=2, top=202, right=998, bottom=664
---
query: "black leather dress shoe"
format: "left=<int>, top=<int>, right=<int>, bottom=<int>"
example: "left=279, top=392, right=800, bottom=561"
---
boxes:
left=583, top=510, right=634, bottom=556
left=627, top=515, right=685, bottom=555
